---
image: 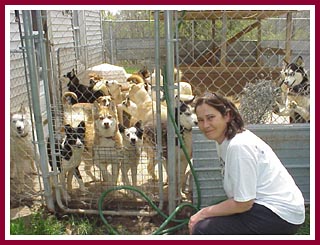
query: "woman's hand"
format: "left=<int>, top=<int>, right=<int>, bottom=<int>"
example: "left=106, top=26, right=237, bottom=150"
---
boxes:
left=188, top=208, right=208, bottom=234
left=188, top=199, right=254, bottom=234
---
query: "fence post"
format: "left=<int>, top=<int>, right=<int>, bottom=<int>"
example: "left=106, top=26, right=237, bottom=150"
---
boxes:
left=164, top=10, right=176, bottom=214
left=22, top=10, right=55, bottom=211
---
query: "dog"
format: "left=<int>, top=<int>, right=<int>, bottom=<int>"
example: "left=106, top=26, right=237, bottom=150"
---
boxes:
left=119, top=120, right=144, bottom=187
left=275, top=56, right=310, bottom=123
left=63, top=68, right=105, bottom=104
left=62, top=92, right=99, bottom=182
left=47, top=121, right=86, bottom=201
left=93, top=97, right=123, bottom=186
left=134, top=66, right=151, bottom=84
left=128, top=71, right=194, bottom=103
left=281, top=56, right=310, bottom=95
left=91, top=79, right=127, bottom=105
left=117, top=97, right=138, bottom=127
left=10, top=104, right=39, bottom=193
left=175, top=99, right=198, bottom=195
left=91, top=79, right=129, bottom=124
left=127, top=82, right=168, bottom=126
left=143, top=97, right=197, bottom=187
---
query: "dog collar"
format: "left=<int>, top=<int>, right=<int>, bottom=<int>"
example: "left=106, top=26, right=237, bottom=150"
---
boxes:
left=181, top=126, right=192, bottom=134
left=104, top=136, right=116, bottom=140
left=18, top=132, right=29, bottom=138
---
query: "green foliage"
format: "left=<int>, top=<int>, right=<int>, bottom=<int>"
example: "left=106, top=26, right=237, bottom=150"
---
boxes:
left=10, top=210, right=65, bottom=235
left=10, top=208, right=108, bottom=235
left=10, top=205, right=310, bottom=235
left=296, top=205, right=310, bottom=235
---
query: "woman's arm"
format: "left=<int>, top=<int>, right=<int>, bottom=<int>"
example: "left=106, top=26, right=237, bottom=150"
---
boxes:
left=188, top=198, right=254, bottom=234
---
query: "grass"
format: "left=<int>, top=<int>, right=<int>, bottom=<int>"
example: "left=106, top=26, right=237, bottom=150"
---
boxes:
left=10, top=205, right=310, bottom=235
left=296, top=205, right=310, bottom=235
left=10, top=208, right=109, bottom=235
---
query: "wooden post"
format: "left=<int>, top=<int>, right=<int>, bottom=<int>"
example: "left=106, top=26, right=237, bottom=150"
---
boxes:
left=257, top=19, right=262, bottom=67
left=220, top=12, right=227, bottom=67
left=285, top=12, right=293, bottom=62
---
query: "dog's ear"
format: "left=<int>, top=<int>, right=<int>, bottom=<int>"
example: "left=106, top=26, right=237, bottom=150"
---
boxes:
left=19, top=103, right=26, bottom=114
left=134, top=120, right=144, bottom=139
left=282, top=59, right=289, bottom=69
left=118, top=123, right=126, bottom=133
left=134, top=120, right=143, bottom=129
left=77, top=121, right=86, bottom=132
left=295, top=56, right=305, bottom=68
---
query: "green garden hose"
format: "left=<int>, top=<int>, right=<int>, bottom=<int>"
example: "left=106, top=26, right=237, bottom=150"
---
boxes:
left=98, top=186, right=199, bottom=235
left=98, top=66, right=202, bottom=234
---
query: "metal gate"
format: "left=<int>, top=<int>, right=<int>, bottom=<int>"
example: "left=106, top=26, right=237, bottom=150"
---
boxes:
left=9, top=8, right=312, bottom=218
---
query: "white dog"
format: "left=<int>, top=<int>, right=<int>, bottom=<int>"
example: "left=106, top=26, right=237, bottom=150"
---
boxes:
left=10, top=104, right=39, bottom=193
left=119, top=120, right=144, bottom=187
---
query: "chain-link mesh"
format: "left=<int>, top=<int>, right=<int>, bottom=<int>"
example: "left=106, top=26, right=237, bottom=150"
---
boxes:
left=9, top=10, right=44, bottom=209
left=9, top=9, right=310, bottom=215
left=175, top=10, right=310, bottom=124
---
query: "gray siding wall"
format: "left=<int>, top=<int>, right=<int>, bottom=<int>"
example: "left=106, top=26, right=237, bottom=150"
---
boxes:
left=83, top=10, right=104, bottom=68
left=192, top=124, right=310, bottom=208
left=9, top=10, right=30, bottom=111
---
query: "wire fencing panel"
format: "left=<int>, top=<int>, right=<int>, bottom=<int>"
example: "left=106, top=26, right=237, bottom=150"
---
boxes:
left=9, top=9, right=311, bottom=216
left=103, top=19, right=162, bottom=67
left=176, top=10, right=310, bottom=124
left=9, top=11, right=44, bottom=209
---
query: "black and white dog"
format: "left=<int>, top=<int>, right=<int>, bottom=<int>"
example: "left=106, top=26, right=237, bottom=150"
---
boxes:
left=64, top=68, right=105, bottom=104
left=276, top=56, right=310, bottom=123
left=175, top=99, right=198, bottom=195
left=281, top=56, right=310, bottom=95
left=144, top=98, right=198, bottom=190
left=47, top=121, right=86, bottom=201
left=119, top=120, right=144, bottom=187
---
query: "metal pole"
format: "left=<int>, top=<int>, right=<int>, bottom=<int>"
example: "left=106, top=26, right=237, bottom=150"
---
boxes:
left=154, top=10, right=164, bottom=210
left=110, top=22, right=114, bottom=64
left=22, top=10, right=55, bottom=211
left=164, top=10, right=176, bottom=214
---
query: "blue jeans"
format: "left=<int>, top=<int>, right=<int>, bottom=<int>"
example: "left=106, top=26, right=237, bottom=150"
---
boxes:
left=192, top=203, right=302, bottom=235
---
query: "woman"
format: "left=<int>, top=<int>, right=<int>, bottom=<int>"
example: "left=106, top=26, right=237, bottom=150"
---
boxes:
left=188, top=92, right=305, bottom=235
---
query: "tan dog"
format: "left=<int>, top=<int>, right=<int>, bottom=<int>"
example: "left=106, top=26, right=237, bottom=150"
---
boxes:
left=92, top=79, right=130, bottom=125
left=117, top=97, right=138, bottom=127
left=93, top=97, right=123, bottom=186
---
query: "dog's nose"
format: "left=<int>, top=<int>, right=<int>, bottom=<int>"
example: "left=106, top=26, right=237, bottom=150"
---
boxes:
left=104, top=122, right=110, bottom=128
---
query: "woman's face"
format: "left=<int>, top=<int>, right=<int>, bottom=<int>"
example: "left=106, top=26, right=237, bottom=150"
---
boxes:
left=195, top=103, right=230, bottom=144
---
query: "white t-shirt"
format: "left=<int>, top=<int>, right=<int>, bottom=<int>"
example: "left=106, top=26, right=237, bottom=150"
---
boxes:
left=217, top=129, right=305, bottom=225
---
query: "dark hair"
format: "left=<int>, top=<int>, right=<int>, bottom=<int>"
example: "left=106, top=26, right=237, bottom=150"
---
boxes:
left=194, top=92, right=245, bottom=140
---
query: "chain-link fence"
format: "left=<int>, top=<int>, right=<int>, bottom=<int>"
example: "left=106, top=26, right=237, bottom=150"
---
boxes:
left=104, top=10, right=310, bottom=124
left=9, top=9, right=311, bottom=217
